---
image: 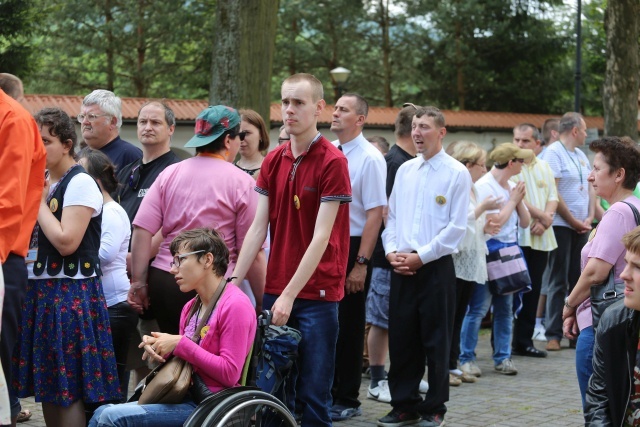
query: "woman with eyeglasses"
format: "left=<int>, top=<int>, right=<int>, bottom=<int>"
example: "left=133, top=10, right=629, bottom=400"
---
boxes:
left=77, top=149, right=137, bottom=403
left=128, top=106, right=266, bottom=338
left=234, top=109, right=270, bottom=180
left=13, top=108, right=120, bottom=426
left=90, top=228, right=257, bottom=426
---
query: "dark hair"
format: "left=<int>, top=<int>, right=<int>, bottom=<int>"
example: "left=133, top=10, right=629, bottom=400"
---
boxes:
left=414, top=106, right=445, bottom=128
left=170, top=228, right=229, bottom=277
left=514, top=123, right=541, bottom=141
left=558, top=112, right=583, bottom=135
left=0, top=73, right=23, bottom=99
left=341, top=93, right=369, bottom=117
left=138, top=100, right=176, bottom=127
left=195, top=124, right=241, bottom=155
left=589, top=136, right=640, bottom=190
left=34, top=107, right=78, bottom=157
left=395, top=106, right=418, bottom=138
left=77, top=148, right=119, bottom=194
left=240, top=109, right=269, bottom=151
left=367, top=135, right=390, bottom=153
left=542, top=118, right=559, bottom=145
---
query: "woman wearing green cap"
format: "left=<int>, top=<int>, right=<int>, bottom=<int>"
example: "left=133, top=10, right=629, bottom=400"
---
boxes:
left=128, top=105, right=266, bottom=335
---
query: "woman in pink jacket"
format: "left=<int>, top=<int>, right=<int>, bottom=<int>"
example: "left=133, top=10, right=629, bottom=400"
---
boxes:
left=89, top=228, right=256, bottom=426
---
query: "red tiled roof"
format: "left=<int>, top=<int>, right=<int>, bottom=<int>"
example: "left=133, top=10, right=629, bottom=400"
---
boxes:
left=22, top=94, right=638, bottom=131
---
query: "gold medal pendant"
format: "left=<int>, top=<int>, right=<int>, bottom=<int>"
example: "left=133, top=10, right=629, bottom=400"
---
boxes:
left=49, top=198, right=59, bottom=213
left=435, top=195, right=446, bottom=206
left=293, top=195, right=301, bottom=210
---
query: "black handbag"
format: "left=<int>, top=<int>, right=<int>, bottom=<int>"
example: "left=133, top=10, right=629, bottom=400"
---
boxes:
left=590, top=201, right=640, bottom=329
left=486, top=244, right=532, bottom=295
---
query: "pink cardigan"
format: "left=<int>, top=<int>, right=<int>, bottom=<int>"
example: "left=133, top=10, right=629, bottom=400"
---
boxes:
left=173, top=285, right=256, bottom=393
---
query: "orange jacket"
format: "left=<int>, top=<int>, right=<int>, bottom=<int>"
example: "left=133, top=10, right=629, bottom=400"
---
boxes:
left=0, top=90, right=46, bottom=263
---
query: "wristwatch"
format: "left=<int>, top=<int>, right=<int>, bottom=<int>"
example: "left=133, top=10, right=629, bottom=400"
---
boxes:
left=356, top=255, right=370, bottom=265
left=564, top=296, right=576, bottom=310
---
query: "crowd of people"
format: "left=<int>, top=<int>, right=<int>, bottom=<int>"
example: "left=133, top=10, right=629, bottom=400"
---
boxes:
left=2, top=69, right=640, bottom=427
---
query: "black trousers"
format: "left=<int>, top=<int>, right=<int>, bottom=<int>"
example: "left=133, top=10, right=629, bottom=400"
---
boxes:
left=148, top=267, right=196, bottom=335
left=513, top=247, right=549, bottom=349
left=108, top=301, right=138, bottom=401
left=1, top=253, right=27, bottom=421
left=388, top=255, right=455, bottom=416
left=332, top=236, right=372, bottom=408
left=449, top=278, right=475, bottom=370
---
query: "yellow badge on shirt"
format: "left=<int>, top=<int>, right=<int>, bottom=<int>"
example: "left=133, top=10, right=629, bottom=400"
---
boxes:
left=49, top=198, right=59, bottom=213
left=435, top=195, right=446, bottom=206
left=200, top=325, right=210, bottom=339
left=293, top=195, right=301, bottom=210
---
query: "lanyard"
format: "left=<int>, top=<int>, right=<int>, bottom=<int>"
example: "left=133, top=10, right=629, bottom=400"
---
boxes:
left=559, top=142, right=583, bottom=189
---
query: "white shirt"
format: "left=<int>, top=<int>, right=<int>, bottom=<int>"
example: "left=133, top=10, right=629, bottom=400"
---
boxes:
left=383, top=149, right=472, bottom=264
left=28, top=173, right=103, bottom=280
left=476, top=171, right=518, bottom=243
left=542, top=142, right=591, bottom=228
left=100, top=201, right=131, bottom=307
left=334, top=133, right=387, bottom=236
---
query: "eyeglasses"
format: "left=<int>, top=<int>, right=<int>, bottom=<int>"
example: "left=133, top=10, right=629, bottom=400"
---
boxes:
left=77, top=113, right=111, bottom=123
left=231, top=131, right=247, bottom=141
left=402, top=102, right=421, bottom=110
left=128, top=164, right=141, bottom=190
left=512, top=158, right=525, bottom=163
left=278, top=137, right=290, bottom=144
left=170, top=250, right=205, bottom=268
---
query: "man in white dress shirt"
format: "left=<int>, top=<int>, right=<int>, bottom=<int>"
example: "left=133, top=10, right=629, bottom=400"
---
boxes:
left=329, top=94, right=387, bottom=420
left=379, top=106, right=471, bottom=427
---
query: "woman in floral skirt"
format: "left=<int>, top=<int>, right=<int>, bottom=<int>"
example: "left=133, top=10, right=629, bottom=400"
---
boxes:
left=13, top=107, right=120, bottom=426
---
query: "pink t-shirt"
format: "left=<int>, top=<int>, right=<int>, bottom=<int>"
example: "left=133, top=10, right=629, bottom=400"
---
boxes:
left=576, top=196, right=640, bottom=330
left=133, top=156, right=259, bottom=275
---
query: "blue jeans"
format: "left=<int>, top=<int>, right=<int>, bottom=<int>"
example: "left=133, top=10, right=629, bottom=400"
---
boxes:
left=460, top=282, right=513, bottom=365
left=575, top=326, right=594, bottom=409
left=88, top=400, right=197, bottom=427
left=263, top=293, right=338, bottom=427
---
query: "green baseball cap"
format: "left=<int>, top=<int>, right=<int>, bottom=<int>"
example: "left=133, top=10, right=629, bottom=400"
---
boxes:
left=185, top=105, right=240, bottom=148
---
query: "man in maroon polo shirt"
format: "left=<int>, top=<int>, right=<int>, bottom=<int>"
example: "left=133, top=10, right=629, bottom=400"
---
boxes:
left=232, top=73, right=351, bottom=427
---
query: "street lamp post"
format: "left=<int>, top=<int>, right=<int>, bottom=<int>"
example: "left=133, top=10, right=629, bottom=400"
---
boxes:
left=330, top=67, right=351, bottom=101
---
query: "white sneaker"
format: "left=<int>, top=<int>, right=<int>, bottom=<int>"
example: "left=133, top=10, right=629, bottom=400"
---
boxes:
left=419, top=379, right=429, bottom=394
left=367, top=379, right=391, bottom=403
left=460, top=361, right=482, bottom=377
left=532, top=325, right=547, bottom=341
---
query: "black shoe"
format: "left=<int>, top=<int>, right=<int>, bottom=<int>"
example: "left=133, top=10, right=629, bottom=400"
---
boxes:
left=512, top=346, right=547, bottom=358
left=420, top=413, right=446, bottom=427
left=377, top=409, right=421, bottom=427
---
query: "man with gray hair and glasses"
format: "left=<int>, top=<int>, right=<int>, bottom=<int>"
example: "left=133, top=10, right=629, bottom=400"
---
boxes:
left=79, top=89, right=141, bottom=171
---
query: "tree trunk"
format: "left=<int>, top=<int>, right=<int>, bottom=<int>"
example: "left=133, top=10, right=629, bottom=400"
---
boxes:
left=380, top=0, right=393, bottom=107
left=210, top=0, right=279, bottom=125
left=105, top=0, right=114, bottom=91
left=603, top=0, right=639, bottom=139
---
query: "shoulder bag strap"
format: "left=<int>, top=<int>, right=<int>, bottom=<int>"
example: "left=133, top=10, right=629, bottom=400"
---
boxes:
left=620, top=201, right=640, bottom=226
left=190, top=278, right=228, bottom=343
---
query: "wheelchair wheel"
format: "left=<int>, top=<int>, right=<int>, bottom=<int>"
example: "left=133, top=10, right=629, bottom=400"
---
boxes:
left=201, top=390, right=297, bottom=427
left=183, top=386, right=259, bottom=427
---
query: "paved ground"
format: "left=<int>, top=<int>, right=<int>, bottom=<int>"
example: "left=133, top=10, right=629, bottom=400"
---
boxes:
left=16, top=331, right=584, bottom=426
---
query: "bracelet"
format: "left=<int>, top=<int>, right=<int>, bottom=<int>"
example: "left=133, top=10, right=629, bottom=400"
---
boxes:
left=564, top=296, right=576, bottom=310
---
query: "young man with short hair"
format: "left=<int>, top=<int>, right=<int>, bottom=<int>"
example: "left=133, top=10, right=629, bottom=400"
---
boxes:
left=585, top=227, right=640, bottom=425
left=379, top=106, right=471, bottom=427
left=232, top=73, right=351, bottom=427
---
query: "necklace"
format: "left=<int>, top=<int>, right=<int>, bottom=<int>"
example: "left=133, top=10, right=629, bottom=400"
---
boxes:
left=198, top=152, right=226, bottom=161
left=559, top=141, right=584, bottom=191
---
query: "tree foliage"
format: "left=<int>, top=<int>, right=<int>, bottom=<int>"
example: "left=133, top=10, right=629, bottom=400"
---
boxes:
left=0, top=0, right=39, bottom=77
left=27, top=0, right=214, bottom=98
left=402, top=0, right=574, bottom=113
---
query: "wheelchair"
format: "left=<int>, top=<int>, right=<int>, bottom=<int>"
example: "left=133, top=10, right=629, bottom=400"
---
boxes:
left=183, top=311, right=297, bottom=427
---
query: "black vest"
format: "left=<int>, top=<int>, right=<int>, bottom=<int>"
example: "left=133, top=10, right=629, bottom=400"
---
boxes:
left=32, top=166, right=103, bottom=277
